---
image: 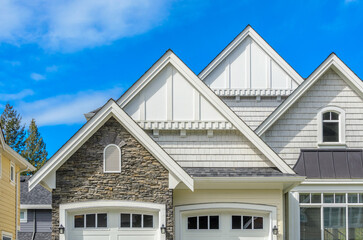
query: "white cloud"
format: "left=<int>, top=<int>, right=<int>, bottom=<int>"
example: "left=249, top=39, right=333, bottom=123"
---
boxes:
left=30, top=72, right=46, bottom=81
left=0, top=0, right=172, bottom=51
left=0, top=89, right=34, bottom=101
left=45, top=65, right=58, bottom=72
left=16, top=87, right=123, bottom=126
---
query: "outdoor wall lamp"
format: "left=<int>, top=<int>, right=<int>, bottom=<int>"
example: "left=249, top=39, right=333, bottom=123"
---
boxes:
left=160, top=224, right=166, bottom=234
left=272, top=225, right=278, bottom=235
left=59, top=224, right=65, bottom=234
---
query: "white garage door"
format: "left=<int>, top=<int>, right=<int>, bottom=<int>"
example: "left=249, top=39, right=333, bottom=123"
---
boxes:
left=181, top=209, right=270, bottom=240
left=67, top=209, right=158, bottom=240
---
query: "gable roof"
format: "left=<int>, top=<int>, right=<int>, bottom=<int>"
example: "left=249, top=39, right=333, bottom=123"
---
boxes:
left=0, top=128, right=35, bottom=171
left=256, top=53, right=363, bottom=136
left=198, top=25, right=304, bottom=84
left=29, top=100, right=194, bottom=191
left=117, top=50, right=294, bottom=174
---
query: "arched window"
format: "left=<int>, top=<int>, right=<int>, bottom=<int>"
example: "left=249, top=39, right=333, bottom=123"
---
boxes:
left=318, top=107, right=345, bottom=144
left=103, top=144, right=121, bottom=173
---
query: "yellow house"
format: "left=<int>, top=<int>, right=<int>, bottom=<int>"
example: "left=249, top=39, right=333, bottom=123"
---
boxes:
left=0, top=129, right=35, bottom=240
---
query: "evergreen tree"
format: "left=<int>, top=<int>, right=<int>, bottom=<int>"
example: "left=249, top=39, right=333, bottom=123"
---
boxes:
left=22, top=119, right=48, bottom=173
left=0, top=103, right=26, bottom=153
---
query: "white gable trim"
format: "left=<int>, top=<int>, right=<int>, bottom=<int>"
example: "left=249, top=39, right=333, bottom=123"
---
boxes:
left=256, top=53, right=363, bottom=136
left=118, top=50, right=294, bottom=174
left=29, top=100, right=194, bottom=191
left=0, top=129, right=35, bottom=171
left=198, top=25, right=304, bottom=85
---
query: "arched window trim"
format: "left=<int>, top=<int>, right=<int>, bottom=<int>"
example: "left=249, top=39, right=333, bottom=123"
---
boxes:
left=317, top=106, right=346, bottom=145
left=103, top=144, right=122, bottom=173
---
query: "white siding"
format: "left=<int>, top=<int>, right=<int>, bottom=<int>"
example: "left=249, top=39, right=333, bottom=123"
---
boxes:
left=151, top=130, right=274, bottom=168
left=263, top=69, right=363, bottom=166
left=222, top=96, right=285, bottom=130
left=204, top=36, right=299, bottom=93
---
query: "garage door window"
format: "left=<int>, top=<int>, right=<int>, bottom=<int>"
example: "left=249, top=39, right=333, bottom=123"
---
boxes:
left=187, top=216, right=219, bottom=230
left=74, top=213, right=108, bottom=228
left=232, top=215, right=263, bottom=230
left=120, top=213, right=154, bottom=228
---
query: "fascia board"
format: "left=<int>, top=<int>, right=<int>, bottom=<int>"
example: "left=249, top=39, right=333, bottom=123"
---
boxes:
left=168, top=54, right=294, bottom=174
left=198, top=26, right=304, bottom=84
left=256, top=54, right=363, bottom=136
left=29, top=100, right=194, bottom=191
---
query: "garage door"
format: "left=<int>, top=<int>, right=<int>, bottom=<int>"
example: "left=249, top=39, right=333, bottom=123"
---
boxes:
left=67, top=209, right=159, bottom=240
left=181, top=209, right=270, bottom=240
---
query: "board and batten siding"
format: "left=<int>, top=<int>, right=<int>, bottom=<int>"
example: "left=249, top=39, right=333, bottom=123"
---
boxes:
left=262, top=69, right=363, bottom=166
left=174, top=189, right=284, bottom=239
left=20, top=209, right=52, bottom=233
left=0, top=151, right=20, bottom=239
left=151, top=130, right=274, bottom=168
left=222, top=96, right=286, bottom=130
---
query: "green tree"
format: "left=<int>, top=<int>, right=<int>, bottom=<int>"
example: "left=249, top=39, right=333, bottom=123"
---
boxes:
left=22, top=119, right=48, bottom=173
left=0, top=103, right=26, bottom=153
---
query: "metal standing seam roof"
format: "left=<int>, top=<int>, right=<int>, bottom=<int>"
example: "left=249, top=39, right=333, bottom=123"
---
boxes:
left=183, top=167, right=298, bottom=178
left=294, top=149, right=363, bottom=179
left=20, top=176, right=52, bottom=205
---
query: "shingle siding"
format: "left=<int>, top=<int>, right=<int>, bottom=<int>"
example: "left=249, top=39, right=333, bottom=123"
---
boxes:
left=152, top=130, right=274, bottom=167
left=222, top=96, right=285, bottom=130
left=263, top=69, right=363, bottom=166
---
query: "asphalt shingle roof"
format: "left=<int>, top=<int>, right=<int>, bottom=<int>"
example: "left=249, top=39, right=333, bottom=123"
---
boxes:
left=21, top=176, right=52, bottom=205
left=183, top=167, right=298, bottom=177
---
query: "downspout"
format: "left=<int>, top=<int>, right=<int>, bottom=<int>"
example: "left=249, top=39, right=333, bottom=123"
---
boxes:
left=16, top=167, right=30, bottom=240
left=31, top=210, right=37, bottom=240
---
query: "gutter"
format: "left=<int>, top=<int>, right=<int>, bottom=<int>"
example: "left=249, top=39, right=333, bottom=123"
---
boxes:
left=31, top=210, right=37, bottom=240
left=16, top=167, right=31, bottom=240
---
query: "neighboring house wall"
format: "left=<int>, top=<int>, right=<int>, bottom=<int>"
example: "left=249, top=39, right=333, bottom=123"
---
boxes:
left=0, top=151, right=20, bottom=239
left=174, top=189, right=284, bottom=235
left=263, top=69, right=363, bottom=166
left=221, top=97, right=286, bottom=130
left=152, top=130, right=274, bottom=167
left=51, top=117, right=173, bottom=240
left=20, top=209, right=52, bottom=232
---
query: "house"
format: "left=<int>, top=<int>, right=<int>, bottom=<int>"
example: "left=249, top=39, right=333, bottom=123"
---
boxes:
left=0, top=129, right=36, bottom=240
left=29, top=25, right=363, bottom=240
left=18, top=176, right=52, bottom=240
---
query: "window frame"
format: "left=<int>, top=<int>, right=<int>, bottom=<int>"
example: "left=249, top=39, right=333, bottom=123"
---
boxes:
left=299, top=192, right=363, bottom=240
left=231, top=215, right=264, bottom=230
left=10, top=162, right=15, bottom=184
left=317, top=107, right=346, bottom=146
left=103, top=144, right=122, bottom=173
left=119, top=213, right=155, bottom=229
left=20, top=209, right=27, bottom=223
left=186, top=215, right=220, bottom=230
left=73, top=213, right=108, bottom=229
left=1, top=231, right=13, bottom=240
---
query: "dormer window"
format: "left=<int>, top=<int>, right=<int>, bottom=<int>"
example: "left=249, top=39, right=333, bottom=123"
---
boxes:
left=103, top=144, right=121, bottom=173
left=322, top=111, right=339, bottom=142
left=318, top=107, right=345, bottom=145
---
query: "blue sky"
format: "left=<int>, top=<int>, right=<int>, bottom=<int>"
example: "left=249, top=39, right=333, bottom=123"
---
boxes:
left=0, top=0, right=362, bottom=157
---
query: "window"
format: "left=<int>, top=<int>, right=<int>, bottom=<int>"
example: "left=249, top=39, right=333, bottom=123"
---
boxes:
left=1, top=232, right=12, bottom=240
left=299, top=192, right=363, bottom=240
left=120, top=213, right=154, bottom=228
left=103, top=144, right=121, bottom=173
left=232, top=215, right=263, bottom=230
left=74, top=213, right=107, bottom=228
left=20, top=209, right=27, bottom=223
left=10, top=163, right=15, bottom=183
left=318, top=107, right=345, bottom=144
left=187, top=216, right=219, bottom=230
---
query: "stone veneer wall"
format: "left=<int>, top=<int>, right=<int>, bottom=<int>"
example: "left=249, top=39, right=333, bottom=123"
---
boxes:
left=52, top=117, right=173, bottom=240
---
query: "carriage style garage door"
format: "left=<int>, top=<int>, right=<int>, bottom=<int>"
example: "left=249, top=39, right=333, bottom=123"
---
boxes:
left=176, top=203, right=277, bottom=240
left=59, top=201, right=165, bottom=240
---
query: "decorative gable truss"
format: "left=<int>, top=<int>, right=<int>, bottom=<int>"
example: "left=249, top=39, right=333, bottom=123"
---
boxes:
left=116, top=50, right=294, bottom=174
left=199, top=25, right=304, bottom=98
left=29, top=100, right=194, bottom=191
left=256, top=53, right=363, bottom=137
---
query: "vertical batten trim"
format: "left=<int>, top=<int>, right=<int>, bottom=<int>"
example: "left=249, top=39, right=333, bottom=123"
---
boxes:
left=140, top=95, right=146, bottom=121
left=266, top=57, right=271, bottom=89
left=167, top=66, right=173, bottom=121
left=246, top=38, right=251, bottom=89
left=194, top=90, right=201, bottom=121
left=226, top=59, right=231, bottom=88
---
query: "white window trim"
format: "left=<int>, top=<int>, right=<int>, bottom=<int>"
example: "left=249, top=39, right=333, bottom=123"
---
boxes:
left=1, top=231, right=13, bottom=240
left=20, top=209, right=27, bottom=223
left=317, top=106, right=346, bottom=146
left=103, top=144, right=121, bottom=173
left=10, top=162, right=15, bottom=184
